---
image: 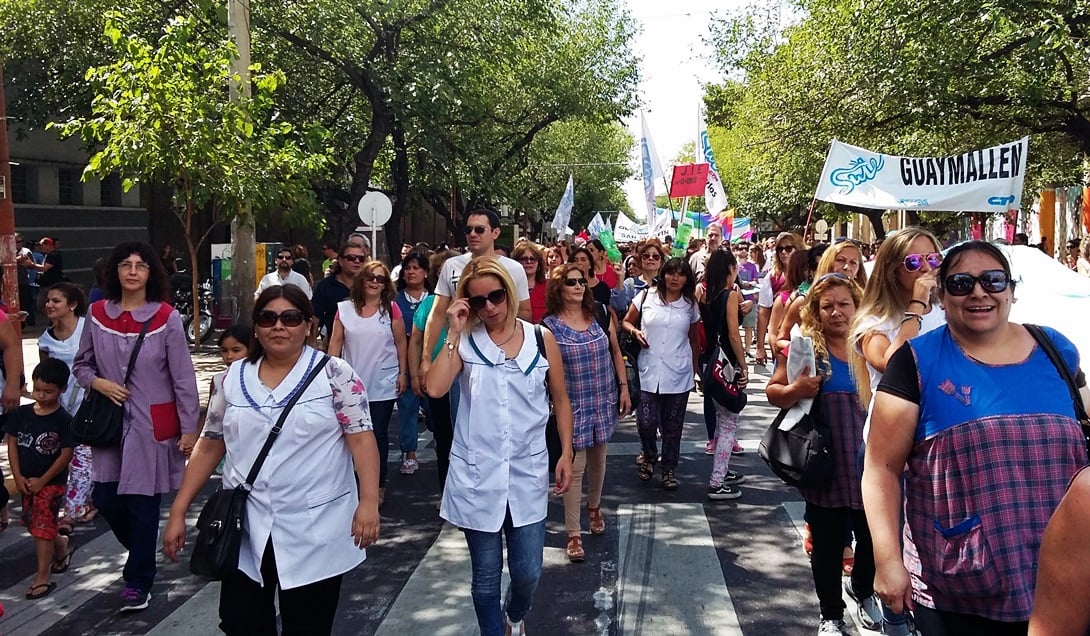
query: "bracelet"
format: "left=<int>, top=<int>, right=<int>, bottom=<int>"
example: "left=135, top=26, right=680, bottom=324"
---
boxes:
left=908, top=299, right=928, bottom=309
left=901, top=312, right=923, bottom=328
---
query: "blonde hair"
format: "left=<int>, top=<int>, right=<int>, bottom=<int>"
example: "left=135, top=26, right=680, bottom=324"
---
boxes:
left=800, top=274, right=863, bottom=381
left=454, top=256, right=519, bottom=328
left=772, top=232, right=804, bottom=278
left=815, top=241, right=868, bottom=288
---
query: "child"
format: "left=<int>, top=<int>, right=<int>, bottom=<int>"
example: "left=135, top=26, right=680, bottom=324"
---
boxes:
left=199, top=326, right=251, bottom=470
left=4, top=358, right=76, bottom=600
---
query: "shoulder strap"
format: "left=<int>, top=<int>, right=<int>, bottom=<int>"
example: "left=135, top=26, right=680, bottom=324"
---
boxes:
left=1026, top=324, right=1088, bottom=421
left=594, top=303, right=610, bottom=333
left=534, top=324, right=546, bottom=356
left=243, top=354, right=331, bottom=488
left=635, top=289, right=648, bottom=328
left=122, top=318, right=153, bottom=386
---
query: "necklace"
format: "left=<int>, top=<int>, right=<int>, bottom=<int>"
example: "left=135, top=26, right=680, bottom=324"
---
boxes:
left=240, top=348, right=319, bottom=410
left=491, top=326, right=519, bottom=348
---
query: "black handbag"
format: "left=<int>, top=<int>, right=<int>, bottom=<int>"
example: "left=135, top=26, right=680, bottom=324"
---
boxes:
left=1026, top=324, right=1090, bottom=455
left=758, top=388, right=833, bottom=489
left=702, top=289, right=748, bottom=412
left=71, top=318, right=151, bottom=447
left=189, top=354, right=330, bottom=580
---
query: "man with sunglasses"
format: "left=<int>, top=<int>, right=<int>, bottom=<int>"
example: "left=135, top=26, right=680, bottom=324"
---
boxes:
left=422, top=209, right=530, bottom=380
left=254, top=247, right=312, bottom=300
left=313, top=244, right=369, bottom=340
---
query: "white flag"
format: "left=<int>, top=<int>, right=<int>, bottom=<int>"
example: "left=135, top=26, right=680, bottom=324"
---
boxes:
left=648, top=206, right=673, bottom=239
left=552, top=175, right=575, bottom=237
left=614, top=213, right=648, bottom=243
left=641, top=112, right=665, bottom=218
left=588, top=212, right=609, bottom=237
left=698, top=106, right=729, bottom=215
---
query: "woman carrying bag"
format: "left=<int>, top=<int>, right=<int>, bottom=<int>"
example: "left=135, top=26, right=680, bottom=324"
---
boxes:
left=163, top=285, right=379, bottom=635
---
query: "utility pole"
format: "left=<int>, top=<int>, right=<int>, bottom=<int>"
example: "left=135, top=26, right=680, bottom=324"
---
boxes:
left=0, top=66, right=21, bottom=336
left=228, top=0, right=256, bottom=322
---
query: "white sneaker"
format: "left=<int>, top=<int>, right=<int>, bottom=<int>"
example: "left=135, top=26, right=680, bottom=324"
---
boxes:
left=818, top=619, right=846, bottom=634
left=844, top=579, right=883, bottom=630
left=504, top=617, right=526, bottom=636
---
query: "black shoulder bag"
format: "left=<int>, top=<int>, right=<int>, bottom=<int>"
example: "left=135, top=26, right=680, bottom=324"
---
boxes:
left=71, top=318, right=152, bottom=447
left=1025, top=324, right=1090, bottom=455
left=702, top=289, right=748, bottom=412
left=190, top=354, right=330, bottom=580
left=758, top=379, right=834, bottom=489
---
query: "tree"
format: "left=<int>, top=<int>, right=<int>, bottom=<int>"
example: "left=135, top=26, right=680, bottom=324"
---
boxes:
left=52, top=12, right=332, bottom=347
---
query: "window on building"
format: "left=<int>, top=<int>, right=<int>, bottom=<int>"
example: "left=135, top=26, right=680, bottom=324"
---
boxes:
left=58, top=168, right=83, bottom=205
left=10, top=164, right=35, bottom=204
left=100, top=173, right=121, bottom=207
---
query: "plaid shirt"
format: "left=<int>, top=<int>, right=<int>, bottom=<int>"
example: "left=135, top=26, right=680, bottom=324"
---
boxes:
left=798, top=390, right=866, bottom=510
left=542, top=315, right=618, bottom=450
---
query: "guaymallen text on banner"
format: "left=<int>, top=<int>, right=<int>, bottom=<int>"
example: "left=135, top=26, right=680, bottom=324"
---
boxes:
left=814, top=137, right=1029, bottom=212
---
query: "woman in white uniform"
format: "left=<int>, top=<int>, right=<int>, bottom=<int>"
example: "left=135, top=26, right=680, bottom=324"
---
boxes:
left=426, top=256, right=574, bottom=636
left=163, top=285, right=380, bottom=635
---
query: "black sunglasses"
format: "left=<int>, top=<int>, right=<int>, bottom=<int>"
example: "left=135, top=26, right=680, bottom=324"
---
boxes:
left=944, top=270, right=1010, bottom=296
left=341, top=254, right=367, bottom=263
left=364, top=273, right=389, bottom=284
left=467, top=288, right=507, bottom=310
left=255, top=309, right=308, bottom=328
left=465, top=225, right=490, bottom=235
left=563, top=278, right=588, bottom=287
left=776, top=244, right=797, bottom=253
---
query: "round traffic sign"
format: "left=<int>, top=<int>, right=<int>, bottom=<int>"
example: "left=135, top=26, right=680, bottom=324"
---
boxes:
left=357, top=191, right=392, bottom=227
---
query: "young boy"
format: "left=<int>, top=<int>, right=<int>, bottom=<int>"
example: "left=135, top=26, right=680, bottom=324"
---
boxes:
left=4, top=358, right=75, bottom=600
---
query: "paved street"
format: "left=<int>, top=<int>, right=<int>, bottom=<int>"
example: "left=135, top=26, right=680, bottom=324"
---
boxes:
left=0, top=332, right=875, bottom=635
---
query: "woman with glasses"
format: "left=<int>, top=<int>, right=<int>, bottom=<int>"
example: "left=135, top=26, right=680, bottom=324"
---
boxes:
left=756, top=232, right=802, bottom=366
left=615, top=238, right=667, bottom=313
left=426, top=256, right=573, bottom=636
left=72, top=241, right=198, bottom=611
left=164, top=285, right=380, bottom=634
left=863, top=240, right=1088, bottom=634
left=511, top=242, right=548, bottom=323
left=327, top=261, right=407, bottom=505
left=622, top=257, right=701, bottom=491
left=543, top=264, right=630, bottom=563
left=569, top=246, right=612, bottom=307
left=776, top=241, right=867, bottom=351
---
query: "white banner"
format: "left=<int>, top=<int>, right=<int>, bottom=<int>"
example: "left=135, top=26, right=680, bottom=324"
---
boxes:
left=640, top=112, right=665, bottom=219
left=614, top=213, right=648, bottom=243
left=551, top=175, right=575, bottom=237
left=648, top=206, right=673, bottom=239
left=814, top=138, right=1029, bottom=212
left=588, top=212, right=609, bottom=237
left=698, top=106, right=729, bottom=215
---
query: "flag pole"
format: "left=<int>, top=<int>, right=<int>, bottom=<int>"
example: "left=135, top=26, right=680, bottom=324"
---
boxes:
left=802, top=197, right=818, bottom=244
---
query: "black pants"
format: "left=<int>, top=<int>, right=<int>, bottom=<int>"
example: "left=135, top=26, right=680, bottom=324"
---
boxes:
left=913, top=605, right=1027, bottom=636
left=428, top=392, right=454, bottom=493
left=807, top=503, right=875, bottom=621
left=219, top=540, right=344, bottom=635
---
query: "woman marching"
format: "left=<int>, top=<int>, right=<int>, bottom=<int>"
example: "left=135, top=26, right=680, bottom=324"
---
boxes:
left=426, top=256, right=573, bottom=636
left=542, top=263, right=630, bottom=562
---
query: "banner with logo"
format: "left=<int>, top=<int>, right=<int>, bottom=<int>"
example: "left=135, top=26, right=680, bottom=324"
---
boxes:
left=698, top=107, right=729, bottom=214
left=640, top=112, right=665, bottom=219
left=815, top=138, right=1029, bottom=212
left=614, top=213, right=648, bottom=243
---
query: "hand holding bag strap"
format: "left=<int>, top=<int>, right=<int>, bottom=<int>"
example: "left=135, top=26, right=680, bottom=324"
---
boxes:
left=1026, top=324, right=1089, bottom=421
left=242, top=354, right=331, bottom=489
left=121, top=318, right=153, bottom=386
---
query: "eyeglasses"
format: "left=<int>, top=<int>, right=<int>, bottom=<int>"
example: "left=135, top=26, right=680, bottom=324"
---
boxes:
left=466, top=288, right=507, bottom=310
left=255, top=309, right=308, bottom=328
left=641, top=252, right=662, bottom=261
left=903, top=252, right=943, bottom=272
left=517, top=256, right=538, bottom=264
left=943, top=270, right=1010, bottom=296
left=465, top=225, right=490, bottom=235
left=776, top=244, right=797, bottom=254
left=117, top=261, right=151, bottom=272
left=563, top=278, right=588, bottom=287
left=341, top=254, right=367, bottom=263
left=364, top=274, right=389, bottom=284
left=275, top=255, right=293, bottom=261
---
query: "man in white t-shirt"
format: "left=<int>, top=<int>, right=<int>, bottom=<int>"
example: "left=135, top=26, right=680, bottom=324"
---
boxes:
left=422, top=209, right=530, bottom=377
left=255, top=247, right=313, bottom=299
left=688, top=222, right=722, bottom=281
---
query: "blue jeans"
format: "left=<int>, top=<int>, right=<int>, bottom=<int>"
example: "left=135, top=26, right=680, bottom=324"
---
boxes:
left=92, top=481, right=162, bottom=592
left=462, top=510, right=546, bottom=636
left=397, top=390, right=432, bottom=452
left=370, top=399, right=396, bottom=487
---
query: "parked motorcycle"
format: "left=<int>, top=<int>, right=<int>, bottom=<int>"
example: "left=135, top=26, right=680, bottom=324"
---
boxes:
left=171, top=271, right=215, bottom=344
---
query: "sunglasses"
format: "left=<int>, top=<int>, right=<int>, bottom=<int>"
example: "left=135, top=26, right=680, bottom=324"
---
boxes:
left=518, top=256, right=538, bottom=264
left=641, top=252, right=662, bottom=261
left=465, top=225, right=490, bottom=235
left=341, top=254, right=367, bottom=263
left=903, top=252, right=943, bottom=272
left=776, top=244, right=797, bottom=254
left=275, top=254, right=293, bottom=260
left=255, top=309, right=308, bottom=328
left=943, top=270, right=1010, bottom=296
left=563, top=278, right=588, bottom=287
left=467, top=288, right=507, bottom=310
left=364, top=273, right=389, bottom=284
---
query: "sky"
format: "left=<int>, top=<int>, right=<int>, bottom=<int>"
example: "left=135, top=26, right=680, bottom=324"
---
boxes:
left=620, top=0, right=748, bottom=220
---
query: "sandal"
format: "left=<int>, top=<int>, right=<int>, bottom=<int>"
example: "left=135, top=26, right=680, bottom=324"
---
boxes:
left=803, top=523, right=813, bottom=557
left=662, top=470, right=678, bottom=491
left=51, top=546, right=76, bottom=574
left=638, top=459, right=654, bottom=482
left=566, top=536, right=585, bottom=563
left=26, top=582, right=56, bottom=600
left=587, top=506, right=605, bottom=535
left=74, top=508, right=98, bottom=524
left=57, top=520, right=73, bottom=536
left=842, top=546, right=855, bottom=576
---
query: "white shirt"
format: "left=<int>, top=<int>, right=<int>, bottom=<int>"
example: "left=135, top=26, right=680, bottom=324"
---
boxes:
left=435, top=253, right=530, bottom=302
left=689, top=248, right=710, bottom=280
left=210, top=350, right=371, bottom=589
left=255, top=269, right=312, bottom=299
left=633, top=289, right=701, bottom=394
left=38, top=316, right=87, bottom=412
left=441, top=320, right=551, bottom=532
left=336, top=300, right=400, bottom=401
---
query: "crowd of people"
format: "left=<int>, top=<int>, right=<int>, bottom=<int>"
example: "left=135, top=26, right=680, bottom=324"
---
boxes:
left=0, top=217, right=1087, bottom=636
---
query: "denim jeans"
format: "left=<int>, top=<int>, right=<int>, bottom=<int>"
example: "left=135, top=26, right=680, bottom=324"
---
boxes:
left=462, top=510, right=546, bottom=636
left=92, top=481, right=162, bottom=592
left=370, top=399, right=396, bottom=487
left=397, top=390, right=432, bottom=452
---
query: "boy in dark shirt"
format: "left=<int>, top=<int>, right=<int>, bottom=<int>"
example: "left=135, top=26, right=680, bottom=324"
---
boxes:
left=4, top=359, right=75, bottom=600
